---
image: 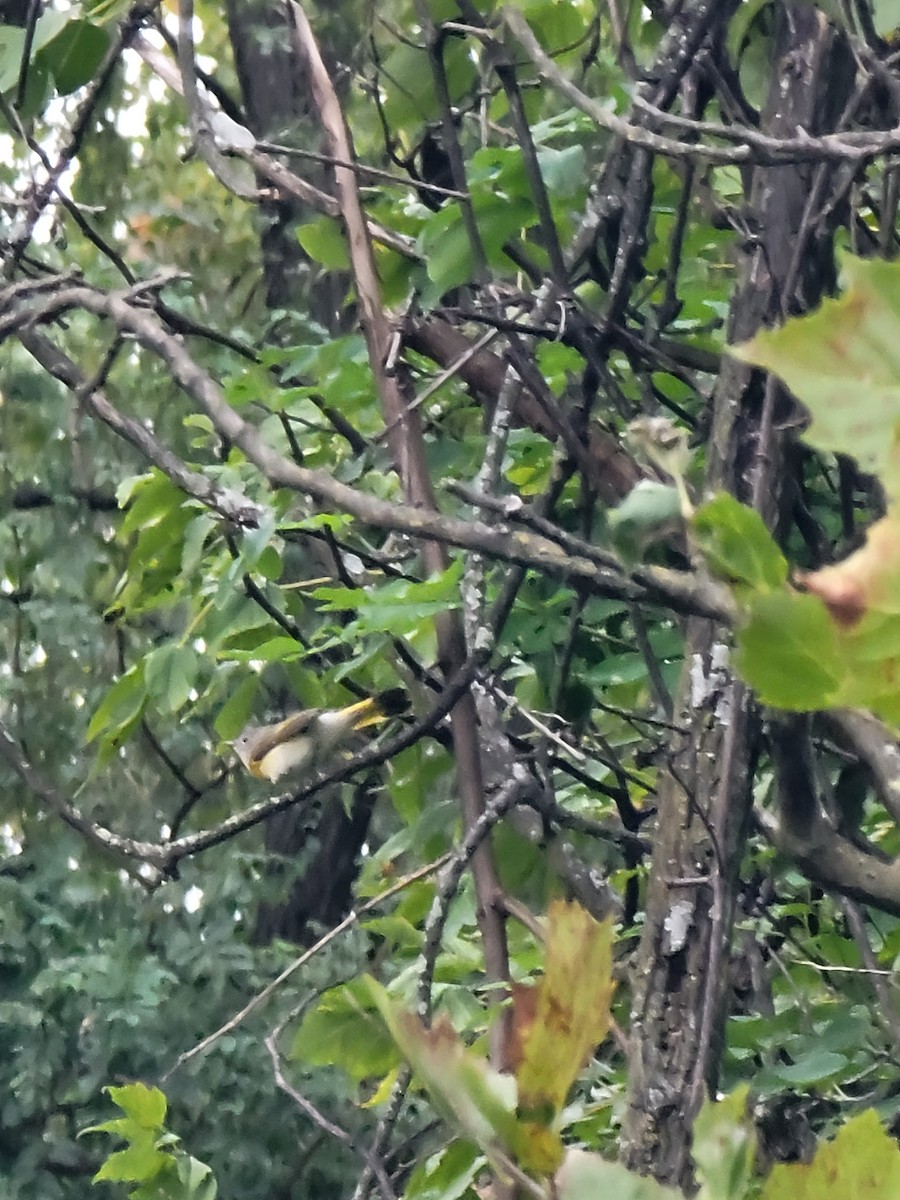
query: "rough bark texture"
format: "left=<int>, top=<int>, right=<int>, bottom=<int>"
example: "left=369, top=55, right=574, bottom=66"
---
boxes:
left=225, top=0, right=310, bottom=312
left=252, top=786, right=376, bottom=946
left=620, top=8, right=853, bottom=1187
left=225, top=0, right=348, bottom=322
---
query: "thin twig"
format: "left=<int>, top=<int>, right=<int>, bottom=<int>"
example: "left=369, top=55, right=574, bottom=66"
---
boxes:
left=266, top=1011, right=398, bottom=1200
left=163, top=855, right=449, bottom=1082
left=503, top=6, right=900, bottom=167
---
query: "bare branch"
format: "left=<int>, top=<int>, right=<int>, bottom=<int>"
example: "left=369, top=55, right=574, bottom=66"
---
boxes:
left=18, top=325, right=267, bottom=529
left=503, top=6, right=900, bottom=168
left=759, top=805, right=900, bottom=917
left=163, top=854, right=450, bottom=1082
left=8, top=280, right=734, bottom=619
left=820, top=709, right=900, bottom=826
left=285, top=0, right=512, bottom=1069
left=176, top=0, right=257, bottom=198
left=0, top=720, right=164, bottom=878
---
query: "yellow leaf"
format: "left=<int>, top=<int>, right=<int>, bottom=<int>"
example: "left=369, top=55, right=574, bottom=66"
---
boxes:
left=515, top=901, right=615, bottom=1119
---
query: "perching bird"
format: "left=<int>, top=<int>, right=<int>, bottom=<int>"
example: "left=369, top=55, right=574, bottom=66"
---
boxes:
left=231, top=689, right=408, bottom=782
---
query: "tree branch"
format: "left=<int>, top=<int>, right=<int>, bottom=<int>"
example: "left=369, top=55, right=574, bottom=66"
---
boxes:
left=503, top=5, right=900, bottom=168
left=17, top=324, right=267, bottom=529
left=7, top=283, right=735, bottom=619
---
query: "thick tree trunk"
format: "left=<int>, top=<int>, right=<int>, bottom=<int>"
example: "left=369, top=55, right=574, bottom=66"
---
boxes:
left=225, top=0, right=349, bottom=323
left=620, top=8, right=853, bottom=1187
left=252, top=785, right=376, bottom=947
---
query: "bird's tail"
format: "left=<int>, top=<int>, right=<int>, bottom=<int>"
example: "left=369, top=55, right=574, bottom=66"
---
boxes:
left=344, top=688, right=408, bottom=730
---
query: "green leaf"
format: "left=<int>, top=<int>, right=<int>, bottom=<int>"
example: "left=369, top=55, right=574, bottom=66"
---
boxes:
left=365, top=978, right=528, bottom=1168
left=38, top=19, right=111, bottom=94
left=120, top=471, right=184, bottom=536
left=536, top=144, right=586, bottom=198
left=475, top=193, right=535, bottom=268
left=726, top=0, right=770, bottom=61
left=836, top=617, right=900, bottom=722
left=177, top=1154, right=217, bottom=1199
left=379, top=33, right=476, bottom=127
left=0, top=9, right=68, bottom=92
left=504, top=429, right=553, bottom=495
left=220, top=635, right=306, bottom=664
left=513, top=1, right=590, bottom=54
left=93, top=1140, right=169, bottom=1184
left=181, top=513, right=215, bottom=577
left=32, top=8, right=76, bottom=51
left=417, top=189, right=532, bottom=301
left=732, top=255, right=900, bottom=502
left=417, top=203, right=476, bottom=296
left=403, top=1140, right=482, bottom=1200
left=771, top=1050, right=848, bottom=1086
left=105, top=1083, right=168, bottom=1129
left=9, top=57, right=49, bottom=118
left=116, top=471, right=153, bottom=509
left=297, top=216, right=350, bottom=269
left=144, top=643, right=197, bottom=714
left=762, top=1109, right=900, bottom=1200
left=872, top=0, right=900, bottom=36
left=314, top=561, right=462, bottom=635
left=0, top=25, right=26, bottom=93
left=728, top=514, right=900, bottom=724
left=81, top=1117, right=133, bottom=1138
left=84, top=0, right=134, bottom=22
left=736, top=591, right=842, bottom=710
left=693, top=1088, right=755, bottom=1200
left=256, top=545, right=282, bottom=580
left=87, top=664, right=146, bottom=742
left=555, top=1148, right=683, bottom=1200
left=214, top=675, right=259, bottom=740
left=693, top=492, right=787, bottom=590
left=237, top=509, right=278, bottom=571
left=291, top=980, right=399, bottom=1083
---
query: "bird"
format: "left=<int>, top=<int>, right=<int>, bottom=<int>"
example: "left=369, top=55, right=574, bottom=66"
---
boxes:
left=231, top=689, right=408, bottom=782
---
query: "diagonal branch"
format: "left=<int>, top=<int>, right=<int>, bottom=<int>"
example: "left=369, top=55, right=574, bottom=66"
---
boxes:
left=503, top=5, right=900, bottom=168
left=6, top=281, right=736, bottom=618
left=0, top=653, right=485, bottom=875
left=18, top=325, right=267, bottom=529
left=284, top=0, right=511, bottom=1064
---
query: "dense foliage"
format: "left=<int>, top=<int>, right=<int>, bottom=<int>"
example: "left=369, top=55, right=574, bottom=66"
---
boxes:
left=6, top=1, right=900, bottom=1198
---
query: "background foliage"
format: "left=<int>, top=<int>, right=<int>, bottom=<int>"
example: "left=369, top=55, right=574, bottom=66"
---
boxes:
left=5, top=1, right=900, bottom=1198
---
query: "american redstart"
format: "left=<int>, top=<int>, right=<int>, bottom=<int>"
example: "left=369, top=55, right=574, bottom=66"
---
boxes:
left=231, top=688, right=408, bottom=782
